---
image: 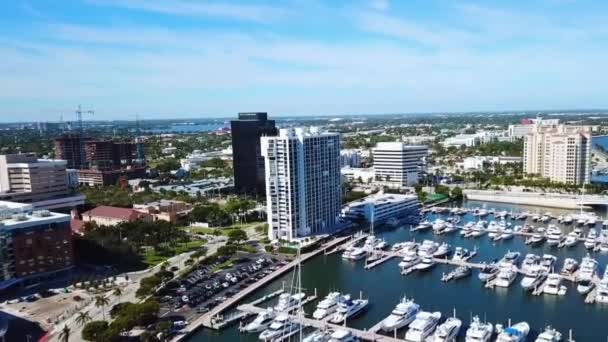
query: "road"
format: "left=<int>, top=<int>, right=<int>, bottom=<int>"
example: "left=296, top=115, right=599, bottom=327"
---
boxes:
left=47, top=240, right=225, bottom=342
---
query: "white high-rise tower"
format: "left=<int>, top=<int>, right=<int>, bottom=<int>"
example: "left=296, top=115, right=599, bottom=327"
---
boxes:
left=261, top=127, right=342, bottom=241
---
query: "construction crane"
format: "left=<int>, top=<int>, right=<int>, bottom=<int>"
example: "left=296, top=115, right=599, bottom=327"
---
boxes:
left=75, top=105, right=94, bottom=169
left=135, top=114, right=146, bottom=166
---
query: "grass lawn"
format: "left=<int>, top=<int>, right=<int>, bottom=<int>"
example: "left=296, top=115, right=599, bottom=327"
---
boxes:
left=184, top=221, right=264, bottom=236
left=142, top=240, right=206, bottom=267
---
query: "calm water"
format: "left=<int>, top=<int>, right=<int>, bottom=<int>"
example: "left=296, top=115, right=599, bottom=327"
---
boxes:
left=190, top=201, right=608, bottom=341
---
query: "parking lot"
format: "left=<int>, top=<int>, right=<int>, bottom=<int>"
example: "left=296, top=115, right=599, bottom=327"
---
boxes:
left=156, top=252, right=287, bottom=324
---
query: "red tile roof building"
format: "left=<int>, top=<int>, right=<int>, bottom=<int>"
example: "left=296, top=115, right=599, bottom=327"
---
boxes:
left=81, top=206, right=152, bottom=226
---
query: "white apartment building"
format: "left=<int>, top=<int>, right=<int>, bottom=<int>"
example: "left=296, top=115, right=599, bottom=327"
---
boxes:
left=340, top=149, right=362, bottom=168
left=442, top=134, right=479, bottom=148
left=341, top=167, right=374, bottom=183
left=341, top=193, right=419, bottom=224
left=373, top=142, right=428, bottom=187
left=261, top=127, right=342, bottom=241
left=402, top=135, right=436, bottom=144
left=523, top=125, right=591, bottom=184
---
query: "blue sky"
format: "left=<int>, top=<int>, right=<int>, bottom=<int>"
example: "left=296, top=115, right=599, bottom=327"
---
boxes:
left=2, top=0, right=608, bottom=121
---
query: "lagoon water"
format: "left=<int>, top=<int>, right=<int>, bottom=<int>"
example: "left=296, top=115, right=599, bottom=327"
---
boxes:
left=190, top=201, right=608, bottom=341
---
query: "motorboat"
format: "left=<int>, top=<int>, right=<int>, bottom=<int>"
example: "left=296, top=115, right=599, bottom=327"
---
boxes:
left=487, top=222, right=503, bottom=239
left=534, top=326, right=562, bottom=342
left=328, top=329, right=359, bottom=342
left=461, top=222, right=474, bottom=237
left=329, top=297, right=369, bottom=324
left=313, top=292, right=343, bottom=320
left=543, top=274, right=566, bottom=296
left=392, top=241, right=418, bottom=253
left=259, top=314, right=300, bottom=341
left=380, top=297, right=420, bottom=332
left=532, top=213, right=541, bottom=222
left=525, top=234, right=545, bottom=246
left=496, top=322, right=529, bottom=342
left=500, top=251, right=521, bottom=266
left=430, top=317, right=462, bottom=342
left=520, top=254, right=540, bottom=275
left=577, top=278, right=595, bottom=295
left=560, top=258, right=578, bottom=275
left=500, top=228, right=514, bottom=240
left=345, top=247, right=367, bottom=261
left=302, top=330, right=331, bottom=342
left=417, top=240, right=439, bottom=257
left=576, top=255, right=598, bottom=288
left=341, top=246, right=355, bottom=260
left=563, top=232, right=578, bottom=248
left=465, top=315, right=493, bottom=342
left=470, top=221, right=487, bottom=238
left=540, top=254, right=557, bottom=273
left=546, top=228, right=563, bottom=247
left=595, top=281, right=608, bottom=304
left=587, top=216, right=598, bottom=226
left=413, top=220, right=432, bottom=231
left=274, top=292, right=305, bottom=312
left=584, top=229, right=598, bottom=249
left=433, top=243, right=452, bottom=258
left=478, top=209, right=488, bottom=217
left=520, top=265, right=547, bottom=291
left=433, top=219, right=447, bottom=234
left=442, top=266, right=471, bottom=282
left=399, top=251, right=421, bottom=269
left=404, top=311, right=442, bottom=342
left=495, top=264, right=518, bottom=288
left=243, top=309, right=275, bottom=333
left=562, top=215, right=573, bottom=224
left=415, top=257, right=436, bottom=271
left=478, top=263, right=500, bottom=282
left=452, top=247, right=470, bottom=261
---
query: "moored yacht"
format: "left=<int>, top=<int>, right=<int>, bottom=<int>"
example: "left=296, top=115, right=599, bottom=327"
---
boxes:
left=496, top=322, right=530, bottom=342
left=520, top=254, right=540, bottom=274
left=258, top=314, right=300, bottom=341
left=534, top=326, right=562, bottom=342
left=417, top=240, right=438, bottom=257
left=313, top=292, right=343, bottom=320
left=452, top=247, right=470, bottom=261
left=494, top=264, right=518, bottom=288
left=413, top=220, right=432, bottom=231
left=329, top=297, right=369, bottom=324
left=560, top=258, right=578, bottom=275
left=415, top=257, right=436, bottom=271
left=404, top=311, right=442, bottom=342
left=328, top=329, right=359, bottom=342
left=302, top=329, right=331, bottom=342
left=563, top=232, right=578, bottom=248
left=584, top=229, right=598, bottom=249
left=543, top=273, right=566, bottom=296
left=525, top=233, right=545, bottom=246
left=433, top=243, right=452, bottom=258
left=433, top=219, right=447, bottom=234
left=399, top=251, right=421, bottom=269
left=380, top=297, right=420, bottom=332
left=576, top=255, right=598, bottom=294
left=274, top=292, right=305, bottom=312
left=465, top=315, right=493, bottom=342
left=478, top=263, right=500, bottom=282
left=520, top=265, right=547, bottom=291
left=540, top=254, right=557, bottom=273
left=243, top=309, right=276, bottom=333
left=431, top=317, right=462, bottom=342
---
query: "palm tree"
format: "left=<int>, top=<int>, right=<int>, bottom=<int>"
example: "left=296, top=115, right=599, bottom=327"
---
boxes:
left=113, top=287, right=123, bottom=300
left=94, top=295, right=110, bottom=320
left=75, top=311, right=91, bottom=327
left=58, top=325, right=71, bottom=342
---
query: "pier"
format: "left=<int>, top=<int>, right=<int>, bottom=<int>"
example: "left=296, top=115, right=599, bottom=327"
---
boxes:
left=170, top=235, right=354, bottom=341
left=237, top=303, right=404, bottom=342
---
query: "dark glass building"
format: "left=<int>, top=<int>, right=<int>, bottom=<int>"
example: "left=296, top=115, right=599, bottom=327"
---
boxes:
left=230, top=112, right=277, bottom=196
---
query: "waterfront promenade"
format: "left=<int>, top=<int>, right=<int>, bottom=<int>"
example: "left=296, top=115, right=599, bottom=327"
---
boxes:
left=463, top=189, right=608, bottom=209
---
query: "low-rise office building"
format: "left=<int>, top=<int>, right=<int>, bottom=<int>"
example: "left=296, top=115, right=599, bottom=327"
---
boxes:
left=133, top=200, right=192, bottom=223
left=341, top=193, right=419, bottom=225
left=81, top=206, right=152, bottom=226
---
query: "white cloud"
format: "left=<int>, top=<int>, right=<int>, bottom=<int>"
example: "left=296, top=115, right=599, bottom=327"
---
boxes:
left=370, top=0, right=390, bottom=11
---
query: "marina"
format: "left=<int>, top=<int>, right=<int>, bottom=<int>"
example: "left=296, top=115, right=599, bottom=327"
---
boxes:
left=187, top=201, right=608, bottom=341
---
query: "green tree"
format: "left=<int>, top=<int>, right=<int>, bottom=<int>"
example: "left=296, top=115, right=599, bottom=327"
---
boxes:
left=95, top=295, right=111, bottom=320
left=59, top=325, right=71, bottom=342
left=113, top=287, right=123, bottom=300
left=82, top=321, right=109, bottom=341
left=228, top=229, right=248, bottom=244
left=75, top=311, right=92, bottom=327
left=451, top=186, right=464, bottom=200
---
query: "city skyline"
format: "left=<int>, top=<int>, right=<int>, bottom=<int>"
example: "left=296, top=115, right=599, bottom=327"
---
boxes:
left=3, top=0, right=608, bottom=121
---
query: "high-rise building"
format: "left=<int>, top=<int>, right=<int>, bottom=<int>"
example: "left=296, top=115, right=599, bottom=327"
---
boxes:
left=261, top=127, right=341, bottom=241
left=54, top=133, right=85, bottom=169
left=230, top=112, right=277, bottom=196
left=0, top=153, right=84, bottom=210
left=523, top=124, right=592, bottom=184
left=373, top=142, right=428, bottom=187
left=0, top=201, right=74, bottom=288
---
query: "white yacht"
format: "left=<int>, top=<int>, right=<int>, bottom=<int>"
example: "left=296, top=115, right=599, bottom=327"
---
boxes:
left=496, top=322, right=529, bottom=342
left=494, top=264, right=518, bottom=288
left=328, top=329, right=359, bottom=342
left=560, top=258, right=578, bottom=275
left=433, top=219, right=447, bottom=234
left=520, top=254, right=540, bottom=275
left=520, top=265, right=547, bottom=291
left=543, top=274, right=566, bottom=296
left=546, top=228, right=563, bottom=247
left=500, top=251, right=520, bottom=266
left=415, top=257, right=436, bottom=271
left=576, top=255, right=598, bottom=294
left=274, top=292, right=305, bottom=312
left=595, top=281, right=608, bottom=304
left=380, top=297, right=420, bottom=332
left=345, top=247, right=367, bottom=261
left=461, top=222, right=474, bottom=237
left=584, top=229, right=598, bottom=249
left=562, top=215, right=574, bottom=225
left=414, top=220, right=432, bottom=231
left=329, top=297, right=369, bottom=324
left=487, top=222, right=503, bottom=239
left=563, top=232, right=578, bottom=247
left=478, top=263, right=500, bottom=282
left=313, top=292, right=343, bottom=320
left=303, top=330, right=331, bottom=342
left=243, top=309, right=275, bottom=333
left=478, top=209, right=488, bottom=217
left=433, top=243, right=452, bottom=258
left=465, top=315, right=493, bottom=342
left=452, top=247, right=470, bottom=261
left=259, top=314, right=300, bottom=341
left=500, top=228, right=514, bottom=240
left=525, top=234, right=545, bottom=246
left=534, top=326, right=562, bottom=342
left=399, top=251, right=421, bottom=269
left=404, top=311, right=442, bottom=342
left=540, top=254, right=557, bottom=273
left=431, top=317, right=462, bottom=342
left=417, top=240, right=438, bottom=257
